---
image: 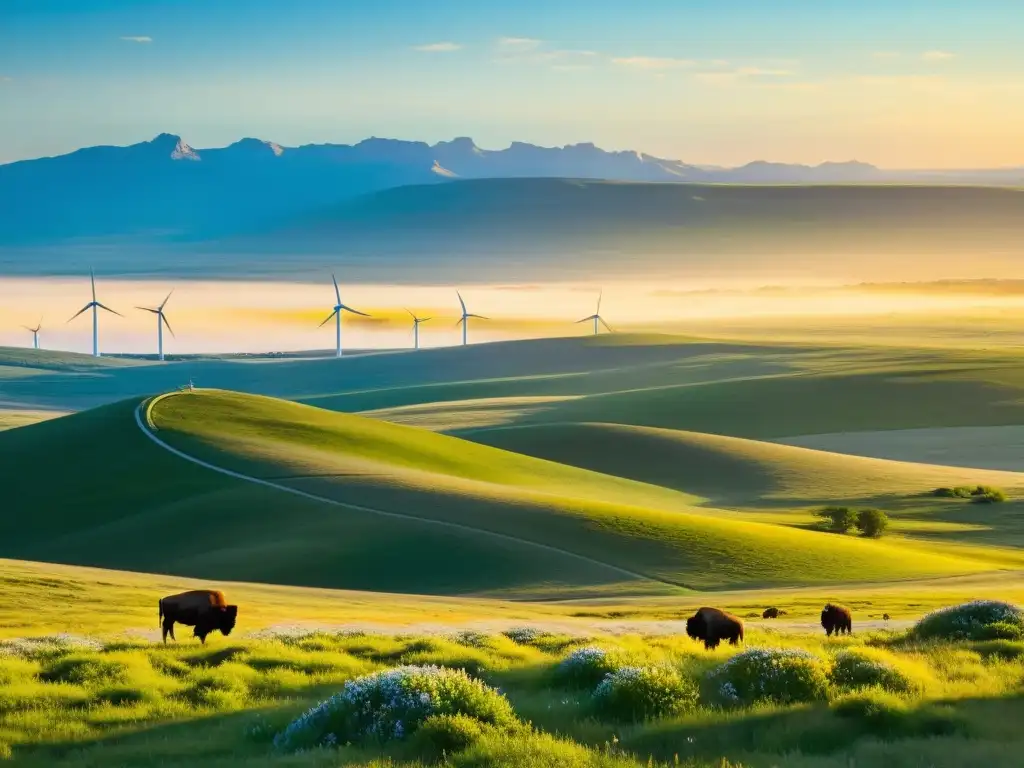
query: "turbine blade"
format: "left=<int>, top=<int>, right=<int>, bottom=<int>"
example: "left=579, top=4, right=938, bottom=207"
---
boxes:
left=420, top=317, right=432, bottom=323
left=332, top=273, right=341, bottom=305
left=160, top=289, right=174, bottom=310
left=338, top=304, right=371, bottom=317
left=457, top=290, right=467, bottom=314
left=162, top=313, right=176, bottom=338
left=405, top=308, right=415, bottom=319
left=67, top=304, right=92, bottom=323
left=96, top=302, right=123, bottom=317
left=468, top=313, right=488, bottom=320
left=597, top=289, right=603, bottom=315
left=600, top=317, right=614, bottom=333
left=575, top=315, right=597, bottom=324
left=455, top=317, right=465, bottom=328
left=318, top=309, right=339, bottom=328
left=90, top=269, right=96, bottom=302
left=136, top=306, right=159, bottom=313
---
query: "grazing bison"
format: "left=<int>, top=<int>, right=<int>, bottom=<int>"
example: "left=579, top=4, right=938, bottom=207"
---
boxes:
left=821, top=603, right=853, bottom=636
left=762, top=607, right=781, bottom=619
left=686, top=607, right=745, bottom=650
left=882, top=613, right=891, bottom=622
left=159, top=590, right=238, bottom=644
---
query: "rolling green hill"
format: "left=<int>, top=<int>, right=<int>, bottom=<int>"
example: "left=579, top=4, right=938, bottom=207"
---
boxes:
left=463, top=422, right=1024, bottom=505
left=3, top=389, right=1013, bottom=598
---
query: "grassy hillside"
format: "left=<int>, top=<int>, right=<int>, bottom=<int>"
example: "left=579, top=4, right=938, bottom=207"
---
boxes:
left=148, top=390, right=1022, bottom=588
left=464, top=422, right=1024, bottom=505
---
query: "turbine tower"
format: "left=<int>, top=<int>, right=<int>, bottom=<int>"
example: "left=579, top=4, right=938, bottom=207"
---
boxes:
left=22, top=318, right=42, bottom=350
left=575, top=290, right=612, bottom=335
left=407, top=309, right=431, bottom=350
left=68, top=269, right=122, bottom=357
left=136, top=290, right=175, bottom=361
left=319, top=273, right=369, bottom=357
left=456, top=291, right=488, bottom=346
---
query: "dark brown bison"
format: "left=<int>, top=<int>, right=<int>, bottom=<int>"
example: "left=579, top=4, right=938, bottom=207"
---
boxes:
left=821, top=603, right=852, bottom=636
left=882, top=613, right=891, bottom=622
left=762, top=607, right=780, bottom=619
left=159, top=590, right=238, bottom=644
left=686, top=607, right=744, bottom=650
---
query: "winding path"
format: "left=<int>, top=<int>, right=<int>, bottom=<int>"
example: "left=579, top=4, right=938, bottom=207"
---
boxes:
left=132, top=392, right=670, bottom=589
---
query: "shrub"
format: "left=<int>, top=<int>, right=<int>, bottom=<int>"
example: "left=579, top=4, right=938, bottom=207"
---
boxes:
left=914, top=600, right=1024, bottom=642
left=855, top=508, right=889, bottom=538
left=592, top=666, right=698, bottom=722
left=816, top=506, right=857, bottom=534
left=412, top=713, right=487, bottom=758
left=453, top=631, right=493, bottom=649
left=972, top=487, right=1007, bottom=504
left=829, top=648, right=927, bottom=694
left=553, top=646, right=625, bottom=689
left=933, top=486, right=974, bottom=499
left=502, top=627, right=542, bottom=645
left=706, top=648, right=829, bottom=706
left=272, top=665, right=516, bottom=752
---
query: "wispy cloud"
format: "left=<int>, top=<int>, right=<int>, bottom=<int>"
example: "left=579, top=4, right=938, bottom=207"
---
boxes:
left=120, top=36, right=152, bottom=43
left=0, top=76, right=11, bottom=83
left=694, top=66, right=794, bottom=85
left=413, top=42, right=461, bottom=53
left=921, top=50, right=955, bottom=61
left=612, top=56, right=695, bottom=70
left=497, top=37, right=542, bottom=51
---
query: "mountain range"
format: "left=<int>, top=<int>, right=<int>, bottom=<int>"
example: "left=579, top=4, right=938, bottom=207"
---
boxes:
left=3, top=132, right=1024, bottom=249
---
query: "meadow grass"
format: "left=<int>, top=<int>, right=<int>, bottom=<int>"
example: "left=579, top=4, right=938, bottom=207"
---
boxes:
left=2, top=619, right=1024, bottom=767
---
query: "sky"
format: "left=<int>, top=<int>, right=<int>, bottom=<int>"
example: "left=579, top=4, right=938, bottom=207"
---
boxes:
left=2, top=0, right=1023, bottom=168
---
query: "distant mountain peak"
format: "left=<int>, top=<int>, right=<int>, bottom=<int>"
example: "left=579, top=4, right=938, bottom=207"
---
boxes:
left=226, top=137, right=285, bottom=157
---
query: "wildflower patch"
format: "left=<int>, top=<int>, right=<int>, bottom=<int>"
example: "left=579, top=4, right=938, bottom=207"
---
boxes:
left=592, top=665, right=698, bottom=722
left=272, top=665, right=516, bottom=752
left=913, top=601, right=1024, bottom=642
left=706, top=648, right=829, bottom=706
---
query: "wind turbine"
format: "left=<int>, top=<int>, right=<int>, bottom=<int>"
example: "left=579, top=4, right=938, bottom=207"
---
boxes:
left=456, top=291, right=487, bottom=346
left=576, top=290, right=612, bottom=335
left=406, top=309, right=431, bottom=350
left=318, top=273, right=369, bottom=357
left=22, top=318, right=42, bottom=350
left=136, top=290, right=175, bottom=361
left=68, top=269, right=122, bottom=357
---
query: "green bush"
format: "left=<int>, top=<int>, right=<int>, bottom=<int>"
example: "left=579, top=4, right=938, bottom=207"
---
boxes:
left=94, top=685, right=161, bottom=707
left=591, top=666, right=698, bottom=722
left=933, top=485, right=1006, bottom=502
left=706, top=648, right=829, bottom=706
left=553, top=646, right=626, bottom=689
left=816, top=506, right=857, bottom=534
left=412, top=713, right=487, bottom=758
left=828, top=648, right=927, bottom=694
left=972, top=488, right=1007, bottom=504
left=914, top=600, right=1024, bottom=641
left=273, top=665, right=517, bottom=752
left=855, top=508, right=889, bottom=538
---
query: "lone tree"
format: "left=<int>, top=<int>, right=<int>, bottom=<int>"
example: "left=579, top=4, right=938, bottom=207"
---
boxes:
left=855, top=508, right=889, bottom=538
left=817, top=506, right=857, bottom=534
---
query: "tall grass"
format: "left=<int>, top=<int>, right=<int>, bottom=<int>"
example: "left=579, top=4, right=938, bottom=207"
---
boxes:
left=2, top=626, right=1024, bottom=766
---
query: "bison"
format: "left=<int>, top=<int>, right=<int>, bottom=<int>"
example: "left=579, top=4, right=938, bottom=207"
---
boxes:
left=762, top=607, right=780, bottom=619
left=686, top=607, right=744, bottom=650
left=159, top=590, right=238, bottom=644
left=821, top=603, right=852, bottom=636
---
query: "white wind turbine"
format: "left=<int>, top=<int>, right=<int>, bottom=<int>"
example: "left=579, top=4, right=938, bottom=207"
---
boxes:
left=136, top=290, right=175, bottom=361
left=319, top=273, right=370, bottom=357
left=68, top=269, right=122, bottom=357
left=456, top=291, right=487, bottom=346
left=22, top=318, right=42, bottom=350
left=576, top=290, right=612, bottom=335
left=406, top=309, right=431, bottom=350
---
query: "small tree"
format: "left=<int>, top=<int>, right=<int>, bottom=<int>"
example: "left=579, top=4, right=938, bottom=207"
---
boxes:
left=816, top=506, right=857, bottom=534
left=855, top=508, right=889, bottom=538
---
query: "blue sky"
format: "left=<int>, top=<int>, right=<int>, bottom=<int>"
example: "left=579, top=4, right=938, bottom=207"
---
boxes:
left=2, top=0, right=1023, bottom=167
